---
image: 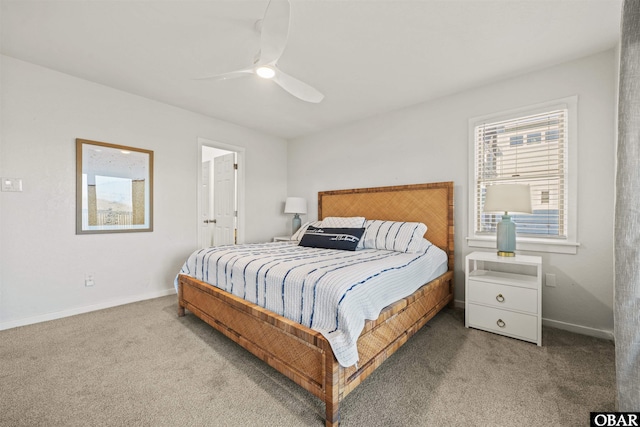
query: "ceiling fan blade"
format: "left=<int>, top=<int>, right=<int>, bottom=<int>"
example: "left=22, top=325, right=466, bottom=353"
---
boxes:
left=272, top=68, right=324, bottom=103
left=193, top=68, right=253, bottom=81
left=258, top=0, right=290, bottom=64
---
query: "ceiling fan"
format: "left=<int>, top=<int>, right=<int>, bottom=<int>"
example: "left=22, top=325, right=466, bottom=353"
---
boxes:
left=196, top=0, right=324, bottom=103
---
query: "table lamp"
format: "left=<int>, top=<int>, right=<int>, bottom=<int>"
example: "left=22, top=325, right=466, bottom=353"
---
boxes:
left=483, top=184, right=532, bottom=257
left=284, top=197, right=307, bottom=234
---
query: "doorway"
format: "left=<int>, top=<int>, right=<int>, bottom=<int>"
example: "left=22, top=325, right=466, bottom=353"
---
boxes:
left=198, top=138, right=245, bottom=249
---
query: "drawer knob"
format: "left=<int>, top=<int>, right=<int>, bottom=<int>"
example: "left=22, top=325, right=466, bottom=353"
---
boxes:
left=496, top=293, right=505, bottom=303
left=497, top=319, right=506, bottom=328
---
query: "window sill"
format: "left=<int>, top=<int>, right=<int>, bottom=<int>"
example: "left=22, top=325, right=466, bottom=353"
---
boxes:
left=466, top=236, right=580, bottom=255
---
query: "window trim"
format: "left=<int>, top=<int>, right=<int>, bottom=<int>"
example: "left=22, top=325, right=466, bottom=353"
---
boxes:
left=467, top=96, right=579, bottom=255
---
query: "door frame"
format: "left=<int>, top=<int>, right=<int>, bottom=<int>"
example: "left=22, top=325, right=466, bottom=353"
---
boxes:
left=197, top=137, right=245, bottom=248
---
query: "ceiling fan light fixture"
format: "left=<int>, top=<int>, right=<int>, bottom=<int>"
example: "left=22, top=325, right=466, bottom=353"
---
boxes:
left=255, top=66, right=276, bottom=79
left=196, top=0, right=323, bottom=103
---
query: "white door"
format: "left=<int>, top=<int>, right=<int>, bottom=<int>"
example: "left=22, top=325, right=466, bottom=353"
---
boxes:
left=200, top=160, right=214, bottom=248
left=213, top=152, right=236, bottom=246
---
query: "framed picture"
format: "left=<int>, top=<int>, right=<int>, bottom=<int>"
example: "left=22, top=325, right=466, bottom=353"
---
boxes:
left=76, top=139, right=153, bottom=234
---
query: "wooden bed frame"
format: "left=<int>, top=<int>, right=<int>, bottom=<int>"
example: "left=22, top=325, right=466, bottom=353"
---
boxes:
left=177, top=181, right=454, bottom=426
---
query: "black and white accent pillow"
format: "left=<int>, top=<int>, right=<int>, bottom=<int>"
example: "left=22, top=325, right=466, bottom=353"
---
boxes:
left=299, top=226, right=365, bottom=251
left=291, top=221, right=323, bottom=241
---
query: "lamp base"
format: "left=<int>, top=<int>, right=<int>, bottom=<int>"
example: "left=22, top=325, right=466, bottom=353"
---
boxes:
left=497, top=251, right=516, bottom=257
left=292, top=214, right=302, bottom=234
left=496, top=213, right=517, bottom=256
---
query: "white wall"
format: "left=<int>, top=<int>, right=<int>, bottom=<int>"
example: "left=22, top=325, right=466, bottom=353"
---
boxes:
left=288, top=49, right=617, bottom=337
left=0, top=56, right=288, bottom=329
left=1, top=49, right=618, bottom=337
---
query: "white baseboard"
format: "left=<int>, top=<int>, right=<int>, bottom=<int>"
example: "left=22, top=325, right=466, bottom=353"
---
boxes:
left=452, top=299, right=613, bottom=341
left=2, top=291, right=615, bottom=343
left=0, top=288, right=177, bottom=331
left=542, top=317, right=614, bottom=341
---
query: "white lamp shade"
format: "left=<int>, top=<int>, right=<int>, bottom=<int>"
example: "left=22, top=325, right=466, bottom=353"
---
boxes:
left=284, top=197, right=307, bottom=214
left=484, top=184, right=532, bottom=214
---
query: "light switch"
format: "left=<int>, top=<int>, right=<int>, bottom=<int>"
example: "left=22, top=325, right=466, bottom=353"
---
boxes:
left=1, top=178, right=23, bottom=192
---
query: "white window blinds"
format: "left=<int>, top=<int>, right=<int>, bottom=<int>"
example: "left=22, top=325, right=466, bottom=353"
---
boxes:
left=474, top=109, right=568, bottom=239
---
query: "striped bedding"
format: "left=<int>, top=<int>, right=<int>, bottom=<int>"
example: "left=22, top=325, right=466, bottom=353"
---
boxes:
left=176, top=239, right=448, bottom=367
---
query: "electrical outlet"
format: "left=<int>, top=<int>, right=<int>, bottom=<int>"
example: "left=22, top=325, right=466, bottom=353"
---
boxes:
left=85, top=274, right=95, bottom=287
left=545, top=273, right=556, bottom=287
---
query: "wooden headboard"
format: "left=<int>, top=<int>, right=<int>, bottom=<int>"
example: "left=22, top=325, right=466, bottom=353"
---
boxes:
left=318, top=182, right=454, bottom=270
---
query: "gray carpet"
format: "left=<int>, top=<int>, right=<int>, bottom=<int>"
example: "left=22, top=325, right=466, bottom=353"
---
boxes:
left=0, top=295, right=615, bottom=426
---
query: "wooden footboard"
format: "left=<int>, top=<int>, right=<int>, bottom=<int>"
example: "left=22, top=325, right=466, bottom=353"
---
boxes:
left=178, top=269, right=453, bottom=426
left=178, top=273, right=330, bottom=402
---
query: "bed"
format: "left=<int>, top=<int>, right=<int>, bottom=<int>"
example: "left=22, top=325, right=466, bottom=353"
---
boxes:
left=177, top=181, right=454, bottom=426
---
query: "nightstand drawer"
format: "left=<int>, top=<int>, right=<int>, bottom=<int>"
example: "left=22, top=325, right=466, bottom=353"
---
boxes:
left=467, top=280, right=537, bottom=314
left=467, top=304, right=538, bottom=342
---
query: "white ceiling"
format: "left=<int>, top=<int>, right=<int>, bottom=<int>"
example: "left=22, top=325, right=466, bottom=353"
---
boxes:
left=1, top=0, right=622, bottom=140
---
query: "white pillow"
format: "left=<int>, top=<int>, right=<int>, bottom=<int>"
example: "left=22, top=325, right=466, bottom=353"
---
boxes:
left=320, top=216, right=366, bottom=228
left=361, top=220, right=428, bottom=253
left=291, top=221, right=323, bottom=241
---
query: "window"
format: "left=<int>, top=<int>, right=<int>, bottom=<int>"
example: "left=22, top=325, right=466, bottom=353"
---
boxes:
left=468, top=97, right=579, bottom=254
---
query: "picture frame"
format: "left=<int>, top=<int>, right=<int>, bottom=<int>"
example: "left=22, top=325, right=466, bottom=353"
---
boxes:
left=76, top=138, right=154, bottom=234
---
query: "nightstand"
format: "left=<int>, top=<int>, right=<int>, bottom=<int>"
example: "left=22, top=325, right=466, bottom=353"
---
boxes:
left=465, top=251, right=542, bottom=346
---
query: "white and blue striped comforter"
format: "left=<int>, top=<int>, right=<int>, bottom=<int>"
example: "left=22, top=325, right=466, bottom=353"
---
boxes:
left=176, top=239, right=448, bottom=367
